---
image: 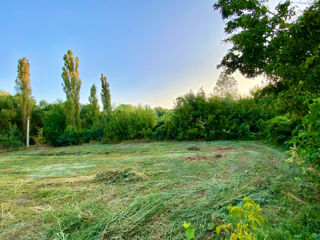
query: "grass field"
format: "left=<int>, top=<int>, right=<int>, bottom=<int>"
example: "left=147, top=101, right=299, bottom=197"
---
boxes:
left=0, top=141, right=319, bottom=240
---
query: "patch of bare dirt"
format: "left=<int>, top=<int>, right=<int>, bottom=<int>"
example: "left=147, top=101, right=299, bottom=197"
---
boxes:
left=185, top=154, right=209, bottom=162
left=187, top=146, right=200, bottom=151
left=185, top=152, right=226, bottom=162
left=0, top=169, right=11, bottom=172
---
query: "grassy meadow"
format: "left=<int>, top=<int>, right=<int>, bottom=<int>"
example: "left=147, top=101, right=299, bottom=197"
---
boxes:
left=0, top=141, right=319, bottom=239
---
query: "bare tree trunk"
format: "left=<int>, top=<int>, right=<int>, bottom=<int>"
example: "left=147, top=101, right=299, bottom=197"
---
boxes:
left=26, top=116, right=29, bottom=147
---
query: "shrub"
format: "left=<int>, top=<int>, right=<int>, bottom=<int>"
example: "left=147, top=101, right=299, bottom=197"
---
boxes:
left=0, top=124, right=23, bottom=149
left=266, top=115, right=294, bottom=146
left=0, top=94, right=20, bottom=134
left=58, top=126, right=80, bottom=146
left=216, top=197, right=264, bottom=240
left=104, top=104, right=157, bottom=142
left=33, top=128, right=45, bottom=146
left=156, top=92, right=271, bottom=141
left=153, top=111, right=177, bottom=140
left=183, top=197, right=264, bottom=240
left=237, top=123, right=254, bottom=140
left=255, top=118, right=267, bottom=139
left=43, top=103, right=66, bottom=146
left=292, top=98, right=320, bottom=184
left=80, top=127, right=104, bottom=143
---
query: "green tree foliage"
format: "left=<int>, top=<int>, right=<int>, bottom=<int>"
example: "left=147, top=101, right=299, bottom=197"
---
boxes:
left=266, top=115, right=295, bottom=146
left=104, top=104, right=157, bottom=142
left=80, top=103, right=105, bottom=143
left=15, top=57, right=34, bottom=144
left=80, top=104, right=92, bottom=129
left=62, top=50, right=81, bottom=130
left=43, top=102, right=67, bottom=146
left=292, top=98, right=320, bottom=184
left=0, top=94, right=20, bottom=134
left=29, top=102, right=47, bottom=144
left=100, top=73, right=111, bottom=112
left=213, top=0, right=320, bottom=117
left=0, top=124, right=23, bottom=149
left=213, top=71, right=238, bottom=98
left=214, top=0, right=320, bottom=183
left=154, top=107, right=169, bottom=118
left=59, top=125, right=81, bottom=146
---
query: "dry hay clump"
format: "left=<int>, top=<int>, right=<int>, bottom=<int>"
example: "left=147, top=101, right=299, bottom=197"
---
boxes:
left=95, top=168, right=146, bottom=184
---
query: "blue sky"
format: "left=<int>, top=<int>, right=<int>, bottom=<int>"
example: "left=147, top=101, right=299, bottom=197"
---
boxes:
left=0, top=0, right=260, bottom=108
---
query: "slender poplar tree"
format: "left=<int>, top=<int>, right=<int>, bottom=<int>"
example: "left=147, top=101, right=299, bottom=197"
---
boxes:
left=89, top=84, right=99, bottom=125
left=100, top=73, right=111, bottom=112
left=16, top=57, right=33, bottom=146
left=61, top=50, right=81, bottom=130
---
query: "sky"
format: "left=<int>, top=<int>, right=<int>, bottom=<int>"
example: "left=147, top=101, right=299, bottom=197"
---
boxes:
left=0, top=0, right=264, bottom=108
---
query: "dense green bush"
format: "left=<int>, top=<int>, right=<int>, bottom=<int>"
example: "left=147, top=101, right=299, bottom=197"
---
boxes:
left=153, top=111, right=176, bottom=140
left=80, top=126, right=104, bottom=143
left=155, top=91, right=273, bottom=141
left=80, top=104, right=100, bottom=129
left=0, top=94, right=20, bottom=135
left=58, top=126, right=81, bottom=146
left=43, top=102, right=66, bottom=146
left=292, top=98, right=320, bottom=183
left=266, top=116, right=295, bottom=146
left=104, top=105, right=157, bottom=142
left=0, top=124, right=23, bottom=149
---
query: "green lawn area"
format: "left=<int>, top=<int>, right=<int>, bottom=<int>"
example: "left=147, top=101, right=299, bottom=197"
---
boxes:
left=0, top=141, right=319, bottom=240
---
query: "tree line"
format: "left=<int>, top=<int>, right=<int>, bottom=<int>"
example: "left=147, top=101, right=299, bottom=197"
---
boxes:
left=0, top=49, right=111, bottom=148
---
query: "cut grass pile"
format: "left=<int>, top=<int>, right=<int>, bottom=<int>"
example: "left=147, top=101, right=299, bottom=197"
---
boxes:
left=0, top=141, right=319, bottom=239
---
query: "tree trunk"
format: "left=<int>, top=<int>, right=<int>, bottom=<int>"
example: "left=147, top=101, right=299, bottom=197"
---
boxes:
left=26, top=116, right=29, bottom=147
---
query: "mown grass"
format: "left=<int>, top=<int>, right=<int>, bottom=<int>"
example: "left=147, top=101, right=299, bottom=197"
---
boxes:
left=0, top=141, right=319, bottom=240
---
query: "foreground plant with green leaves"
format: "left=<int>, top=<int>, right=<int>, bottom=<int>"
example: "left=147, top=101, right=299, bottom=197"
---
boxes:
left=184, top=222, right=195, bottom=240
left=184, top=197, right=263, bottom=240
left=216, top=197, right=263, bottom=240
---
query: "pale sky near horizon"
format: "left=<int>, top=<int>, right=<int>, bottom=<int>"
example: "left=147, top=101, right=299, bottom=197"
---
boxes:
left=0, top=0, right=267, bottom=108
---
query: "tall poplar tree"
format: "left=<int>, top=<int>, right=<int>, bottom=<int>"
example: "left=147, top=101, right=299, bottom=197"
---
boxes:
left=62, top=50, right=81, bottom=130
left=100, top=73, right=111, bottom=112
left=16, top=57, right=33, bottom=146
left=89, top=84, right=99, bottom=125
